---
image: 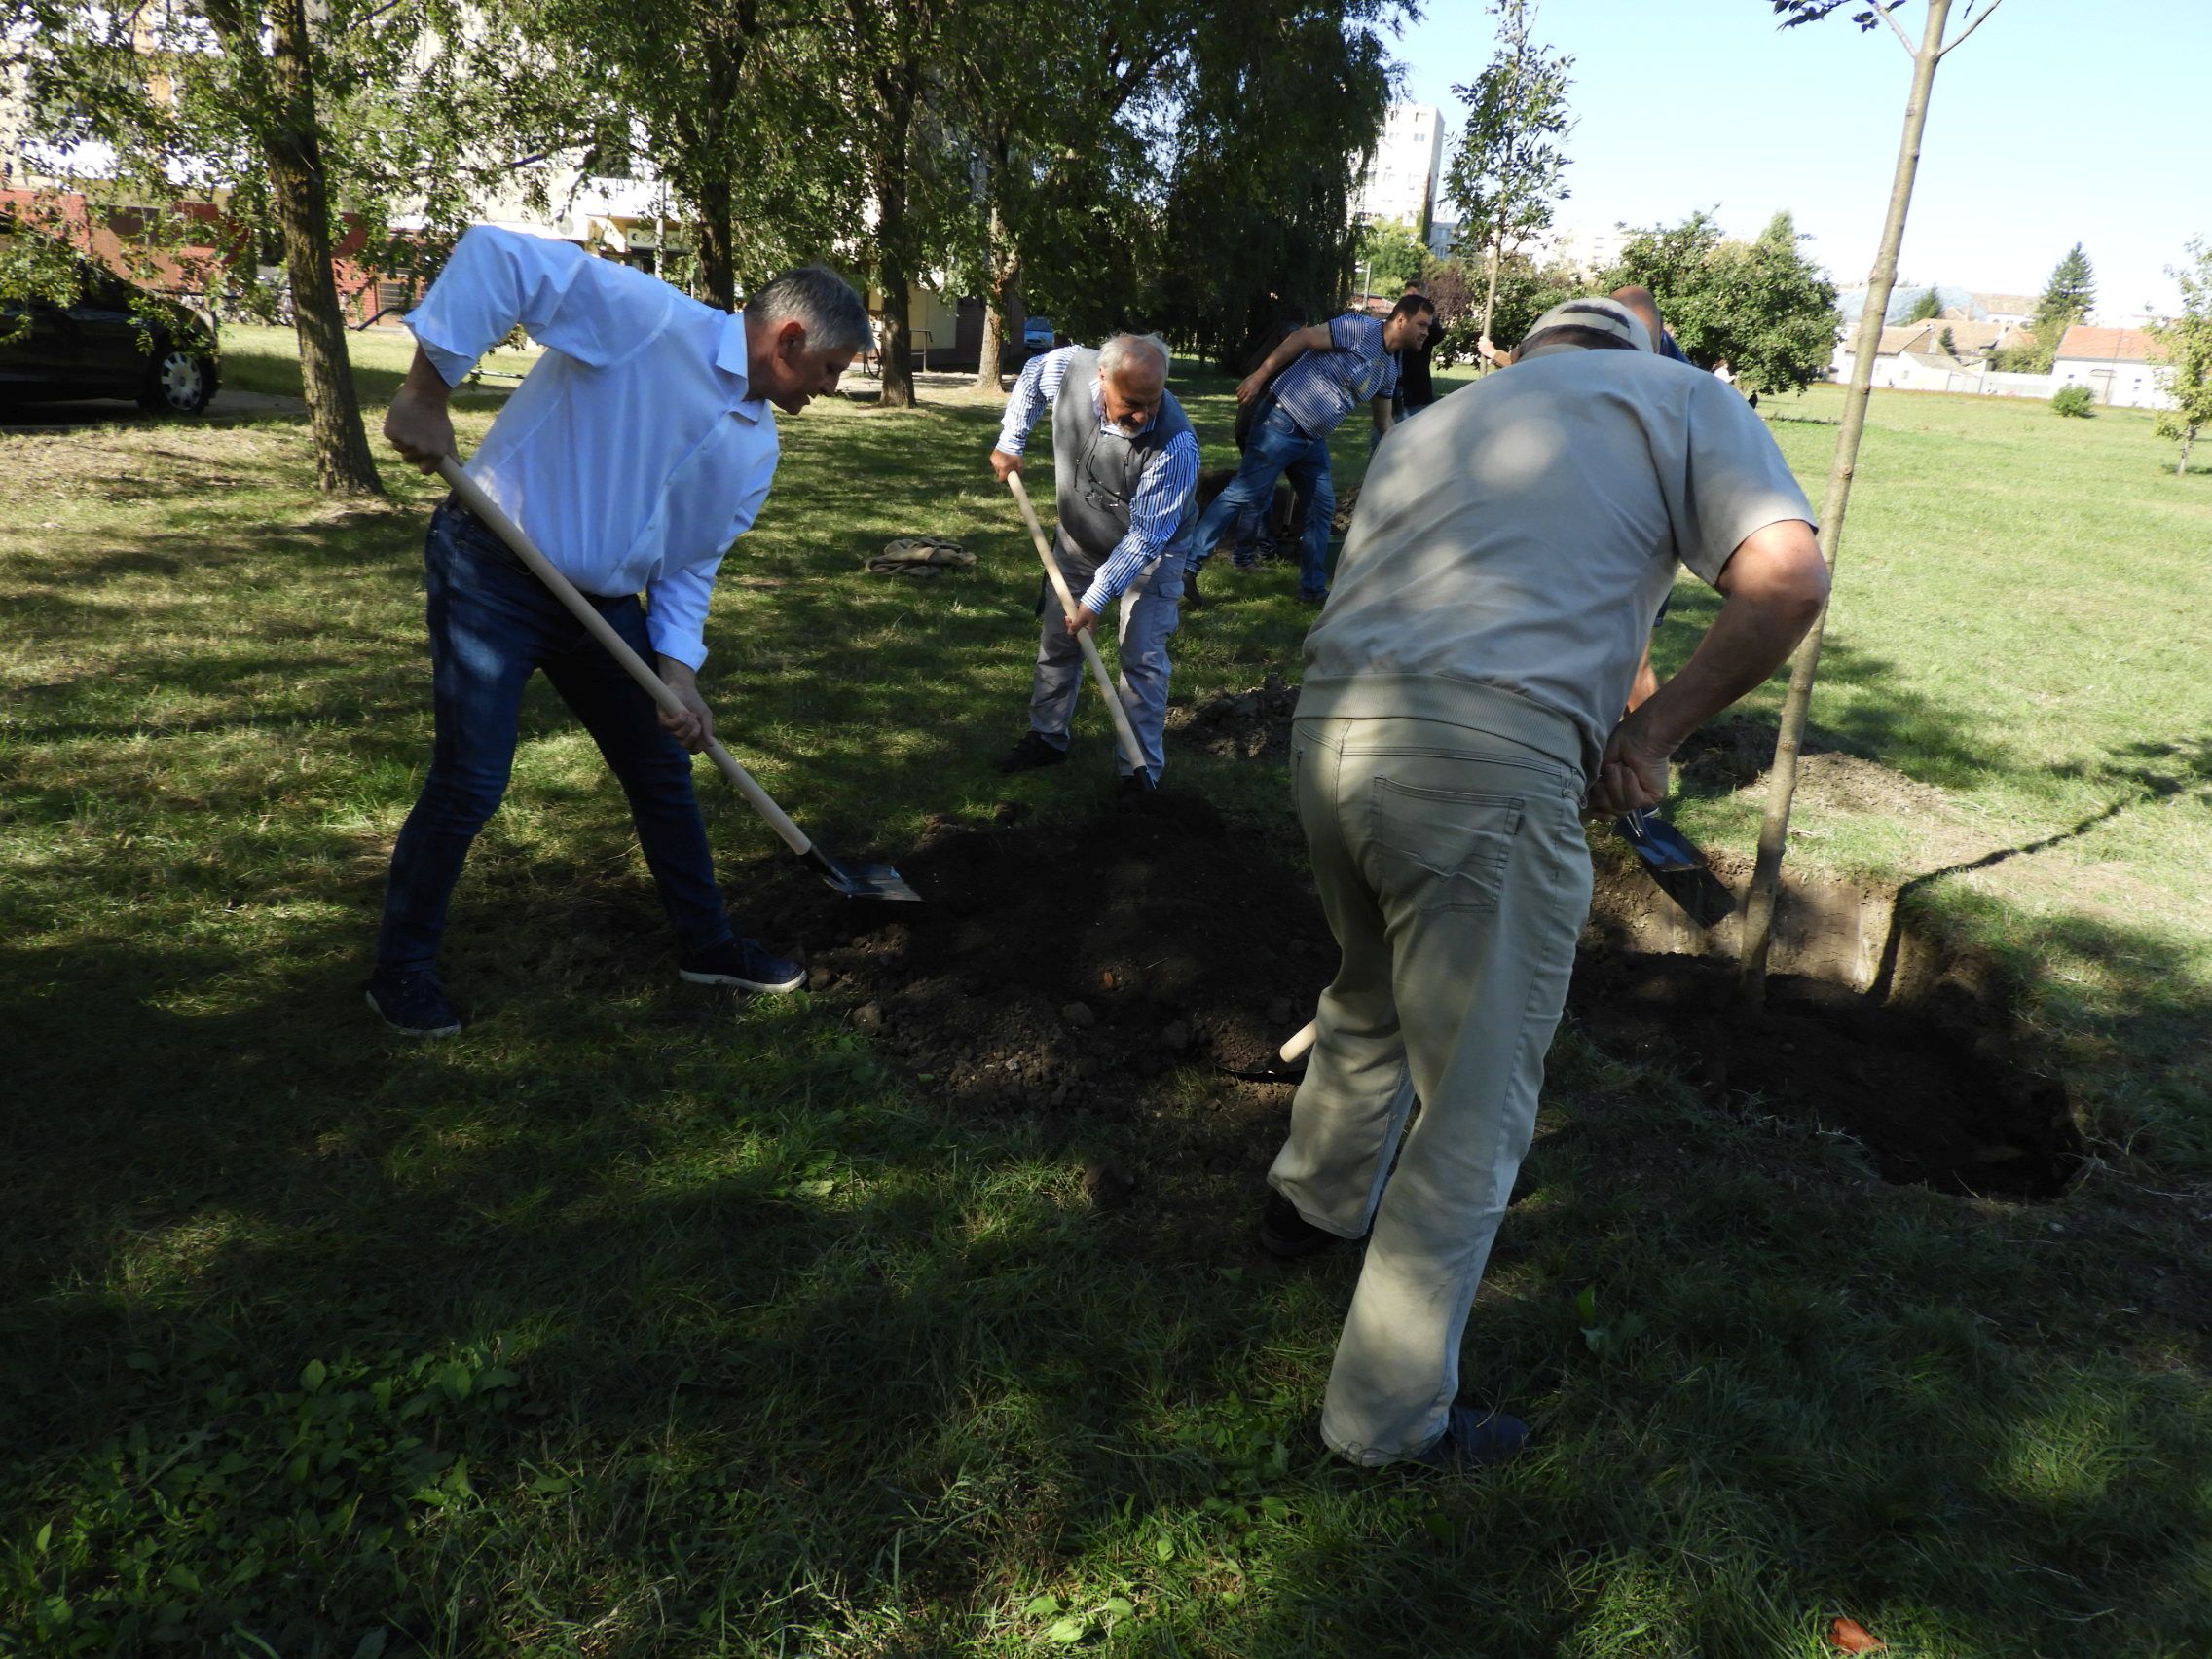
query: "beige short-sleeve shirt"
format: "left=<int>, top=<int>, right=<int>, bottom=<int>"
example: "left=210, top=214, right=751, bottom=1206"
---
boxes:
left=1297, top=344, right=1816, bottom=776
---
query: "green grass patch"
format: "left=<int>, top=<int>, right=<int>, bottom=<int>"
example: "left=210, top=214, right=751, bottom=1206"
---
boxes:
left=3, top=362, right=2208, bottom=1656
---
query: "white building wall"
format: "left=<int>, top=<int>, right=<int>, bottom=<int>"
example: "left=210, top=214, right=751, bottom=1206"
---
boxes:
left=1352, top=103, right=1443, bottom=229
left=2052, top=355, right=2174, bottom=410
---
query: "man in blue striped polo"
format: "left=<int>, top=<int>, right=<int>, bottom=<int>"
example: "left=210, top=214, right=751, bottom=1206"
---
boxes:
left=1186, top=292, right=1438, bottom=605
left=988, top=333, right=1199, bottom=793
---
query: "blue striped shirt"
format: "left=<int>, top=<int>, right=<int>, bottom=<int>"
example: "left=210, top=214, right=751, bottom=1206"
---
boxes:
left=997, top=346, right=1200, bottom=612
left=1270, top=313, right=1400, bottom=439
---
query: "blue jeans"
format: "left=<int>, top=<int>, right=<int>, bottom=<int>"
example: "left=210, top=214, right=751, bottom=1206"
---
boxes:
left=375, top=501, right=734, bottom=974
left=1188, top=404, right=1336, bottom=599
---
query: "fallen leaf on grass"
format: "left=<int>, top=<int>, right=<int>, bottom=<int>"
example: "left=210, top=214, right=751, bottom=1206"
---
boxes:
left=1829, top=1615, right=1885, bottom=1652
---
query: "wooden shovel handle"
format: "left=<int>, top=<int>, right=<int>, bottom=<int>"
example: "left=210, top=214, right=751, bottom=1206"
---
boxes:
left=1005, top=470, right=1150, bottom=777
left=433, top=456, right=814, bottom=858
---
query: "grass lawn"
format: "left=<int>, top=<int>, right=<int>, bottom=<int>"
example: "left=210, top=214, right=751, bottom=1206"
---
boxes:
left=3, top=356, right=2209, bottom=1657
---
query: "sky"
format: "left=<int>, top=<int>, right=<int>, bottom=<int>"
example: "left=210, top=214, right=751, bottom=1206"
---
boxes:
left=1382, top=0, right=2205, bottom=319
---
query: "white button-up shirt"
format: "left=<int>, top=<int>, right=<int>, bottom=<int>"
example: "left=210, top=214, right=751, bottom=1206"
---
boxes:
left=407, top=227, right=777, bottom=668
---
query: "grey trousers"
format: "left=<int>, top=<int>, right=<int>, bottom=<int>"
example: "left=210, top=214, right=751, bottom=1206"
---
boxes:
left=1272, top=710, right=1592, bottom=1464
left=1026, top=537, right=1183, bottom=781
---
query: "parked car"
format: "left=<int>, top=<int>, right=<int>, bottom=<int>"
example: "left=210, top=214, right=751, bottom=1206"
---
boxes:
left=0, top=244, right=221, bottom=414
left=1022, top=315, right=1056, bottom=352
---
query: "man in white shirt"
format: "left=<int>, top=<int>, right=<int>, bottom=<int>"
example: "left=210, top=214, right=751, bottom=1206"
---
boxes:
left=370, top=226, right=866, bottom=1037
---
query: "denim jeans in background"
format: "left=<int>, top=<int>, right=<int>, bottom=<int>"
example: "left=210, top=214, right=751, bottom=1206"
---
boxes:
left=375, top=501, right=735, bottom=974
left=1187, top=403, right=1337, bottom=599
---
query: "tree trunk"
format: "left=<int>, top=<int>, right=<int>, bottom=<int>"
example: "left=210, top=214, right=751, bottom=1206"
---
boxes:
left=1478, top=237, right=1502, bottom=371
left=695, top=178, right=737, bottom=312
left=871, top=77, right=918, bottom=409
left=974, top=191, right=1023, bottom=392
left=1737, top=0, right=1952, bottom=1003
left=2180, top=427, right=2194, bottom=476
left=262, top=0, right=382, bottom=496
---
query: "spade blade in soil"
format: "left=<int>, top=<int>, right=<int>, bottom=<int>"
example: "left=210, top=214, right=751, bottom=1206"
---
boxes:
left=800, top=846, right=921, bottom=902
left=1222, top=1052, right=1310, bottom=1084
left=1644, top=863, right=1737, bottom=929
left=1616, top=811, right=1733, bottom=928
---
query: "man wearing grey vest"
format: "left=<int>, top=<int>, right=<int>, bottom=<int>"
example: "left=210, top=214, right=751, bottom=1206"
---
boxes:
left=988, top=334, right=1200, bottom=791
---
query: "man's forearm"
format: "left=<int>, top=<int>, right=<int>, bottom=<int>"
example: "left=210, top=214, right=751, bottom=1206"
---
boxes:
left=1622, top=545, right=1826, bottom=755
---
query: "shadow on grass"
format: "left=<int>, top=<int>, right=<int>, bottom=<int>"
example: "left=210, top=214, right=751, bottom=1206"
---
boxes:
left=7, top=376, right=2210, bottom=1656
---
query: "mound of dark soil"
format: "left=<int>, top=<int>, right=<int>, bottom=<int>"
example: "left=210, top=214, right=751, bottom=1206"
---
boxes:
left=748, top=799, right=1330, bottom=1125
left=741, top=803, right=2077, bottom=1203
left=1165, top=671, right=1300, bottom=763
left=1567, top=952, right=2080, bottom=1199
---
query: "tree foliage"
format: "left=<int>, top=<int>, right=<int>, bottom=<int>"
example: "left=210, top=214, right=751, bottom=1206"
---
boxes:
left=1426, top=251, right=1574, bottom=365
left=2010, top=240, right=2095, bottom=372
left=11, top=0, right=523, bottom=492
left=1444, top=0, right=1573, bottom=348
left=1355, top=216, right=1428, bottom=296
left=2151, top=238, right=2212, bottom=474
left=1904, top=283, right=1941, bottom=321
left=1144, top=0, right=1397, bottom=370
left=1600, top=210, right=1839, bottom=395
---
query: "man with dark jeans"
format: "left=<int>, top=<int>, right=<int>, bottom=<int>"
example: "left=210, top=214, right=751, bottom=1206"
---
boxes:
left=370, top=227, right=866, bottom=1036
left=1186, top=292, right=1436, bottom=604
left=1393, top=278, right=1440, bottom=421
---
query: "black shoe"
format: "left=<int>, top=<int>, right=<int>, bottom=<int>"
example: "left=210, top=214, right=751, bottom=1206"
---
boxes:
left=1116, top=771, right=1157, bottom=798
left=1297, top=589, right=1328, bottom=608
left=365, top=968, right=461, bottom=1037
left=994, top=731, right=1068, bottom=774
left=1258, top=1190, right=1349, bottom=1259
left=1408, top=1406, right=1532, bottom=1471
left=680, top=938, right=804, bottom=993
left=1184, top=566, right=1205, bottom=610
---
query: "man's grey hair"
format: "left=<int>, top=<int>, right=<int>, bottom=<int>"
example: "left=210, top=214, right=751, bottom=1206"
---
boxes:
left=746, top=266, right=872, bottom=353
left=1097, top=332, right=1171, bottom=383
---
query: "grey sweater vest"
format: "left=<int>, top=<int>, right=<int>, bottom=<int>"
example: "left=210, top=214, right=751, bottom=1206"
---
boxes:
left=1051, top=348, right=1197, bottom=567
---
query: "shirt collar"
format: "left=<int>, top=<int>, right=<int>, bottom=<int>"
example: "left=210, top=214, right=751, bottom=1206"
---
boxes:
left=721, top=312, right=768, bottom=423
left=1088, top=374, right=1156, bottom=438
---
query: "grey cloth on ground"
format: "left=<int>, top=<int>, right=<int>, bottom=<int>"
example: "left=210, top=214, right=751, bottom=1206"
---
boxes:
left=1050, top=347, right=1198, bottom=571
left=1297, top=347, right=1815, bottom=777
left=1026, top=540, right=1183, bottom=780
left=1271, top=706, right=1590, bottom=1463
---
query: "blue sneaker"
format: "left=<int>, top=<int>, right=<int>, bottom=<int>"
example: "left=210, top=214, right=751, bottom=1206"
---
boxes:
left=1410, top=1406, right=1531, bottom=1471
left=365, top=969, right=461, bottom=1037
left=680, top=938, right=805, bottom=994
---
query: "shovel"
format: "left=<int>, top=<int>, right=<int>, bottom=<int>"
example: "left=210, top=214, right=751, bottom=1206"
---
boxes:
left=1616, top=808, right=1733, bottom=928
left=1222, top=1017, right=1317, bottom=1083
left=435, top=456, right=920, bottom=903
left=1004, top=471, right=1154, bottom=790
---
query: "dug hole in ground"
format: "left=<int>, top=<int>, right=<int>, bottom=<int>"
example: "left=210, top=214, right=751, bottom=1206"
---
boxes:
left=740, top=672, right=2084, bottom=1237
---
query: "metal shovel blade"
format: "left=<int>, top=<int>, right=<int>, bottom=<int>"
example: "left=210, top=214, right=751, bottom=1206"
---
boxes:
left=1616, top=810, right=1734, bottom=928
left=800, top=846, right=922, bottom=903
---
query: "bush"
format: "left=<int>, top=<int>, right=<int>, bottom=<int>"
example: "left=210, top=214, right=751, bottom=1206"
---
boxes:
left=2051, top=384, right=2096, bottom=418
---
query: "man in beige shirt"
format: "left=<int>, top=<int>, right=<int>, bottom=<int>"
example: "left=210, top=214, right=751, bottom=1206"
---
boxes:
left=1263, top=297, right=1830, bottom=1470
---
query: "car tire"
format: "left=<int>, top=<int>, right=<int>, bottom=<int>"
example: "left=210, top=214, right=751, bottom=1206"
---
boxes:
left=139, top=343, right=217, bottom=414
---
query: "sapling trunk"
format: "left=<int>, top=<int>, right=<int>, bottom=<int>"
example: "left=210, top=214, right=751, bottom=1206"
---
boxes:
left=1738, top=0, right=1952, bottom=1003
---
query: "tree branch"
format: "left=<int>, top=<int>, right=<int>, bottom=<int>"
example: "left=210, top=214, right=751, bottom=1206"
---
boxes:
left=1876, top=1, right=1916, bottom=54
left=1938, top=0, right=2006, bottom=57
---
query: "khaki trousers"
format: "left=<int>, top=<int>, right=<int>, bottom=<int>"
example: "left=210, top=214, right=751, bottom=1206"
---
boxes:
left=1272, top=710, right=1592, bottom=1463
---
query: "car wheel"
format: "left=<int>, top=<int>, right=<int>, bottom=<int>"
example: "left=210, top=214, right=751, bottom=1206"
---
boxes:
left=139, top=345, right=217, bottom=414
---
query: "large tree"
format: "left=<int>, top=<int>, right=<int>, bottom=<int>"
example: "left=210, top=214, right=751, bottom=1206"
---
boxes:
left=14, top=0, right=511, bottom=495
left=947, top=2, right=1183, bottom=391
left=1355, top=215, right=1428, bottom=296
left=1444, top=0, right=1574, bottom=355
left=1145, top=0, right=1399, bottom=371
left=1740, top=0, right=2011, bottom=1000
left=2030, top=240, right=2096, bottom=358
left=1601, top=209, right=1838, bottom=394
left=512, top=0, right=841, bottom=313
left=2151, top=238, right=2212, bottom=476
